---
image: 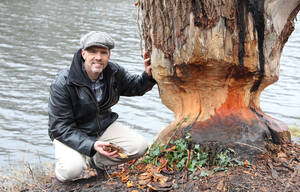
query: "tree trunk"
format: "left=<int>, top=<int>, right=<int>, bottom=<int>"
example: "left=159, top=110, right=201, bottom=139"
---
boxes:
left=141, top=0, right=300, bottom=149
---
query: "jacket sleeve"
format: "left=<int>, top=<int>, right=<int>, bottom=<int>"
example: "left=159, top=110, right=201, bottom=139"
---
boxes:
left=116, top=65, right=156, bottom=96
left=48, top=75, right=96, bottom=157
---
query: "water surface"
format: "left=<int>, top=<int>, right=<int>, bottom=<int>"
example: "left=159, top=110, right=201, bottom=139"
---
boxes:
left=0, top=0, right=299, bottom=173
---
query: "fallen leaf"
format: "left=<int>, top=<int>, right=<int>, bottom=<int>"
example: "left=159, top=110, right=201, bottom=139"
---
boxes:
left=138, top=178, right=151, bottom=185
left=147, top=183, right=158, bottom=191
left=89, top=169, right=96, bottom=177
left=271, top=169, right=278, bottom=179
left=86, top=184, right=90, bottom=188
left=148, top=182, right=173, bottom=191
left=139, top=172, right=152, bottom=180
left=121, top=174, right=130, bottom=183
left=131, top=190, right=139, bottom=192
left=244, top=160, right=249, bottom=167
left=106, top=181, right=118, bottom=185
left=242, top=170, right=250, bottom=174
left=157, top=158, right=168, bottom=172
left=277, top=152, right=287, bottom=158
left=164, top=146, right=176, bottom=152
left=153, top=172, right=168, bottom=184
left=127, top=180, right=134, bottom=188
left=216, top=180, right=224, bottom=191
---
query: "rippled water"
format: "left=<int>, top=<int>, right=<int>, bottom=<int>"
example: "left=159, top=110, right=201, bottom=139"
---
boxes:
left=0, top=0, right=299, bottom=172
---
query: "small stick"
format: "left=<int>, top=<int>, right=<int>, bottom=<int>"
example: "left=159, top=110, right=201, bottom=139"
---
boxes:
left=234, top=142, right=264, bottom=152
left=104, top=166, right=112, bottom=180
left=135, top=0, right=143, bottom=58
left=284, top=165, right=300, bottom=192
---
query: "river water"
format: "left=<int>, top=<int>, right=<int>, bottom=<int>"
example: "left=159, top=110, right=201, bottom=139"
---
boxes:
left=0, top=0, right=299, bottom=173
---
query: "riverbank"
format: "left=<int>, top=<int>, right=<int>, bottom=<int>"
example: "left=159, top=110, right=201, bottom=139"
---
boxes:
left=1, top=140, right=299, bottom=192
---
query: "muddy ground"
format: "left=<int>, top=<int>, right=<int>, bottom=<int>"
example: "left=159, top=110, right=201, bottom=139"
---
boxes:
left=26, top=142, right=300, bottom=192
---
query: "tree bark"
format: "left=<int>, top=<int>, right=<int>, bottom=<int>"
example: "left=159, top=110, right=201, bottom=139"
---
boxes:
left=141, top=0, right=300, bottom=149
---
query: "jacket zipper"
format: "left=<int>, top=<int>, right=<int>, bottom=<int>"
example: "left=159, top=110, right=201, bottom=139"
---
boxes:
left=72, top=82, right=102, bottom=136
left=99, top=70, right=117, bottom=110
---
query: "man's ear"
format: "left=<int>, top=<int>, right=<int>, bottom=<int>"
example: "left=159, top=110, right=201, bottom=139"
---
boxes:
left=81, top=49, right=86, bottom=60
left=108, top=50, right=111, bottom=60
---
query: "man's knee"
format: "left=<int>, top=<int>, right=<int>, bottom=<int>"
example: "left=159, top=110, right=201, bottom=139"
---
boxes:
left=128, top=136, right=149, bottom=157
left=55, top=155, right=86, bottom=182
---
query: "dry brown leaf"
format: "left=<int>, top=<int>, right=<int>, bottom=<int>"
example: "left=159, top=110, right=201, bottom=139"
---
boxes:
left=167, top=165, right=173, bottom=172
left=131, top=190, right=139, bottom=192
left=243, top=170, right=250, bottom=174
left=145, top=163, right=155, bottom=170
left=86, top=183, right=90, bottom=188
left=127, top=180, right=134, bottom=188
left=147, top=183, right=158, bottom=191
left=148, top=182, right=173, bottom=191
left=121, top=174, right=130, bottom=183
left=106, top=181, right=118, bottom=185
left=103, top=143, right=128, bottom=158
left=139, top=172, right=152, bottom=180
left=89, top=169, right=96, bottom=177
left=138, top=178, right=151, bottom=185
left=244, top=160, right=249, bottom=167
left=277, top=152, right=288, bottom=158
left=216, top=180, right=224, bottom=191
left=157, top=158, right=168, bottom=172
left=153, top=172, right=168, bottom=184
left=172, top=162, right=178, bottom=172
left=164, top=146, right=176, bottom=152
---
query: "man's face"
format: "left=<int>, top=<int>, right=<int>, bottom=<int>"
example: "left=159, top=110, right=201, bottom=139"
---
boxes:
left=82, top=46, right=110, bottom=76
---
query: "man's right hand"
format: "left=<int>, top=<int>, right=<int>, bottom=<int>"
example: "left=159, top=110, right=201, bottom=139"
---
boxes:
left=94, top=141, right=119, bottom=158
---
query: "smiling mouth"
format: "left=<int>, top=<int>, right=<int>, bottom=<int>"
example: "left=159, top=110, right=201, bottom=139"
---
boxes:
left=94, top=63, right=104, bottom=66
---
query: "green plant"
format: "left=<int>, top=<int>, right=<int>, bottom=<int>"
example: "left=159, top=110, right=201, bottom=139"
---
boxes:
left=142, top=137, right=248, bottom=177
left=167, top=138, right=188, bottom=171
left=289, top=124, right=300, bottom=138
left=142, top=142, right=165, bottom=165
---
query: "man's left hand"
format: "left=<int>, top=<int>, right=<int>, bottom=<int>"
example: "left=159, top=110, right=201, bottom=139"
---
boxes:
left=144, top=51, right=152, bottom=76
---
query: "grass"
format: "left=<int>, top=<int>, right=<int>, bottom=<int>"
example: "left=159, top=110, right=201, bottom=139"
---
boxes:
left=0, top=160, right=54, bottom=192
left=289, top=124, right=300, bottom=138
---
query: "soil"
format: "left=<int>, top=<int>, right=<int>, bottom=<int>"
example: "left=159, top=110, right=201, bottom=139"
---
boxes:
left=28, top=142, right=300, bottom=192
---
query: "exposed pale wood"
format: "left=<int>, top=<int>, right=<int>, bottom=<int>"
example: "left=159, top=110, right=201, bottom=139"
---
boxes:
left=141, top=0, right=300, bottom=147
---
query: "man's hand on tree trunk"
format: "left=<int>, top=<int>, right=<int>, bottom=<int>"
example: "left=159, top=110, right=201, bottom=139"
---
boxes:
left=144, top=51, right=152, bottom=76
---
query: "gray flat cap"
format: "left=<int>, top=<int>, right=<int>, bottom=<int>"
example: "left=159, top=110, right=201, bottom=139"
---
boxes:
left=80, top=31, right=114, bottom=50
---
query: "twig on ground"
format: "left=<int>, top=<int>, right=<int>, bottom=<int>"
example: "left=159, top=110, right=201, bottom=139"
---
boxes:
left=24, top=161, right=35, bottom=181
left=284, top=165, right=300, bottom=192
left=104, top=166, right=112, bottom=180
left=234, top=142, right=265, bottom=152
left=281, top=162, right=294, bottom=171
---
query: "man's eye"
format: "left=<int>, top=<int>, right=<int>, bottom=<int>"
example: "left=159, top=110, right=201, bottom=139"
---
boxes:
left=101, top=51, right=108, bottom=55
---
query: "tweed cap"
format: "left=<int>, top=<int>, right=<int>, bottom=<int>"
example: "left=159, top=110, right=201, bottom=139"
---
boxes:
left=80, top=31, right=114, bottom=50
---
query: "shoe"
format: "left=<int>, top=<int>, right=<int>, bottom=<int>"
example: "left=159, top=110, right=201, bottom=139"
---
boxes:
left=87, top=157, right=106, bottom=179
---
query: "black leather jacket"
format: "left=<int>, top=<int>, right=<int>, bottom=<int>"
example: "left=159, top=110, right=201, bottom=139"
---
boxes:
left=48, top=49, right=156, bottom=157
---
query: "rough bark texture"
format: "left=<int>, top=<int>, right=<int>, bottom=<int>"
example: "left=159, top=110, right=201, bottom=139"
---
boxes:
left=141, top=0, right=300, bottom=149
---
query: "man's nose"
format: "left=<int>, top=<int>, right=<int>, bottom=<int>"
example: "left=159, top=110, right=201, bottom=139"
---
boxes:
left=95, top=52, right=102, bottom=60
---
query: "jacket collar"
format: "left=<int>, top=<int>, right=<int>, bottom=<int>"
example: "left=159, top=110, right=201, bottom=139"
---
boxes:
left=68, top=48, right=117, bottom=86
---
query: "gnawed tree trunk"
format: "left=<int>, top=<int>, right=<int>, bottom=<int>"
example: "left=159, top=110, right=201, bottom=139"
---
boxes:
left=141, top=0, right=300, bottom=151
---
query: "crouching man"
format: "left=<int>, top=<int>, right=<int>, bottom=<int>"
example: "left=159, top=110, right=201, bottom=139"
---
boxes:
left=48, top=31, right=156, bottom=182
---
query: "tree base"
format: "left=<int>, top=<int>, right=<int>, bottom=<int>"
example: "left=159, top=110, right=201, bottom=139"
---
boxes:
left=170, top=108, right=292, bottom=150
left=38, top=141, right=300, bottom=192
